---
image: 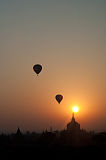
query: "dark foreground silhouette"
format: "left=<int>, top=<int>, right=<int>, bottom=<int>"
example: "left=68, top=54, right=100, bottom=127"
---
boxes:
left=0, top=117, right=106, bottom=158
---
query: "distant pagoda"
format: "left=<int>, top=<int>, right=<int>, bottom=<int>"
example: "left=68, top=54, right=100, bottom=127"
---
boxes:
left=67, top=113, right=80, bottom=134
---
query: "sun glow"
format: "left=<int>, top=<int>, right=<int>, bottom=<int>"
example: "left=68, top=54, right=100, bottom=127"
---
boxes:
left=72, top=106, right=79, bottom=113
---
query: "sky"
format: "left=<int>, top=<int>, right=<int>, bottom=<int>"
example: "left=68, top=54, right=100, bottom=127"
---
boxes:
left=0, top=0, right=106, bottom=133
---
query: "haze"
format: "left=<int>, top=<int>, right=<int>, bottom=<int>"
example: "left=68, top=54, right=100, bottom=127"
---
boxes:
left=0, top=0, right=106, bottom=133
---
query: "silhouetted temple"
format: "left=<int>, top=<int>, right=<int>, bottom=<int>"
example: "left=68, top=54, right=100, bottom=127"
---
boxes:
left=67, top=113, right=80, bottom=133
left=16, top=127, right=22, bottom=136
left=57, top=113, right=93, bottom=146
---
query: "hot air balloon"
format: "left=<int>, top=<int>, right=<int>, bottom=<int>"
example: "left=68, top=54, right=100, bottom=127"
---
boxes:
left=33, top=64, right=42, bottom=76
left=55, top=94, right=63, bottom=104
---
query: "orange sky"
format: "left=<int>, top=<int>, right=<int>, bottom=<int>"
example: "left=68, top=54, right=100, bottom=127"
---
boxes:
left=0, top=0, right=106, bottom=132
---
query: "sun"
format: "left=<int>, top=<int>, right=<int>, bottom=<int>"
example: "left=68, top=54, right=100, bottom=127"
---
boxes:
left=72, top=106, right=79, bottom=113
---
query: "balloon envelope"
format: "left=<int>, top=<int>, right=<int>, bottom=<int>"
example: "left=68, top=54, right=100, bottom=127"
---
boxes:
left=33, top=64, right=42, bottom=75
left=55, top=94, right=63, bottom=104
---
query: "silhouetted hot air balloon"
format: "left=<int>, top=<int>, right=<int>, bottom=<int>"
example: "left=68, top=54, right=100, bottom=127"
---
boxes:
left=33, top=64, right=42, bottom=76
left=55, top=94, right=63, bottom=104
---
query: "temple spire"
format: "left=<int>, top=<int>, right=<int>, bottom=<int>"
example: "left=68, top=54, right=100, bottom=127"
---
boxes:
left=72, top=112, right=75, bottom=123
left=72, top=112, right=74, bottom=118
